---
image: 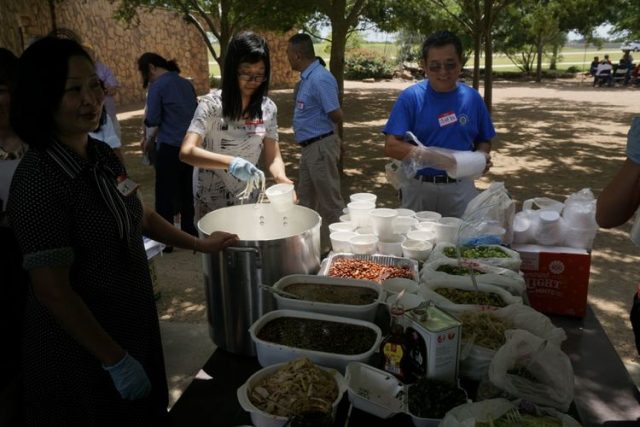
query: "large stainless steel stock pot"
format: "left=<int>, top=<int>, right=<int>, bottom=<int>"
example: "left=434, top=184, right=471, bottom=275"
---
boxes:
left=197, top=203, right=321, bottom=355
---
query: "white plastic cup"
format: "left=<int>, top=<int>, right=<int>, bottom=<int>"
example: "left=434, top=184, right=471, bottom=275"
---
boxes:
left=415, top=211, right=442, bottom=222
left=512, top=211, right=533, bottom=244
left=350, top=234, right=379, bottom=255
left=265, top=184, right=294, bottom=213
left=392, top=216, right=419, bottom=235
left=377, top=234, right=406, bottom=256
left=348, top=201, right=375, bottom=228
left=330, top=231, right=357, bottom=253
left=370, top=208, right=398, bottom=240
left=350, top=193, right=377, bottom=205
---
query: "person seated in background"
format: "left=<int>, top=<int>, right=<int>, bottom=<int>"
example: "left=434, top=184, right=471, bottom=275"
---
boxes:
left=593, top=60, right=613, bottom=87
left=589, top=56, right=600, bottom=76
left=621, top=50, right=634, bottom=85
left=603, top=54, right=612, bottom=65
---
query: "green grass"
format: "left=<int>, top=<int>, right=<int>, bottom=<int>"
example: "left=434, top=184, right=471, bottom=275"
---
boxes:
left=206, top=40, right=630, bottom=77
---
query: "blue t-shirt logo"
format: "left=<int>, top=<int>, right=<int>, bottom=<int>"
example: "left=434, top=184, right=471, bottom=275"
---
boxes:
left=459, top=114, right=469, bottom=126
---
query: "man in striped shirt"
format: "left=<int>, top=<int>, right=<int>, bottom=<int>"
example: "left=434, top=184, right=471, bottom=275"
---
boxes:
left=287, top=33, right=345, bottom=253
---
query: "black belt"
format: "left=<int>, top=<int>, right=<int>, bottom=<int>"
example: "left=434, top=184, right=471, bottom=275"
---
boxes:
left=414, top=174, right=459, bottom=184
left=299, top=131, right=334, bottom=147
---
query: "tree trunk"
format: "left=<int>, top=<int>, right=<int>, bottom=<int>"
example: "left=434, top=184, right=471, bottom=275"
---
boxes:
left=482, top=0, right=493, bottom=112
left=550, top=42, right=559, bottom=70
left=330, top=21, right=348, bottom=106
left=536, top=34, right=543, bottom=82
left=472, top=33, right=481, bottom=89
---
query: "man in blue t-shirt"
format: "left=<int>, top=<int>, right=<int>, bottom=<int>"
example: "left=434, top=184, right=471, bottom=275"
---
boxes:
left=383, top=31, right=495, bottom=218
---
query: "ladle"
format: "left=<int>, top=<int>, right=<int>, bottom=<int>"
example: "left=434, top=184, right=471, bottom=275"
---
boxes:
left=259, top=284, right=302, bottom=300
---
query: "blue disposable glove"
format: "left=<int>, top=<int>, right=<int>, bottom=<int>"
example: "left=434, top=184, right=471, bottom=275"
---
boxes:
left=103, top=352, right=151, bottom=400
left=626, top=117, right=640, bottom=164
left=229, top=157, right=263, bottom=182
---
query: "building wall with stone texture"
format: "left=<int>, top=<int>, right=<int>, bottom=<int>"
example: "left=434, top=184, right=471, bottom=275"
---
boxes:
left=0, top=1, right=297, bottom=107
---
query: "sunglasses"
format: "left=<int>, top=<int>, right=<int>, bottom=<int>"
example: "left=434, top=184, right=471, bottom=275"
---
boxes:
left=427, top=62, right=459, bottom=72
left=238, top=73, right=267, bottom=83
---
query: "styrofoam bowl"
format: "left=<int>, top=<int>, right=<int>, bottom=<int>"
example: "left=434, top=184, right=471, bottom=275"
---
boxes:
left=401, top=240, right=433, bottom=262
left=348, top=201, right=375, bottom=228
left=249, top=310, right=383, bottom=372
left=340, top=214, right=351, bottom=222
left=272, top=274, right=383, bottom=322
left=377, top=234, right=406, bottom=257
left=393, top=216, right=419, bottom=235
left=350, top=234, right=379, bottom=255
left=406, top=229, right=436, bottom=244
left=355, top=226, right=374, bottom=235
left=395, top=208, right=416, bottom=218
left=329, top=221, right=357, bottom=233
left=237, top=360, right=347, bottom=427
left=415, top=211, right=442, bottom=222
left=330, top=231, right=357, bottom=253
left=350, top=192, right=377, bottom=204
left=381, top=278, right=420, bottom=295
left=415, top=221, right=438, bottom=234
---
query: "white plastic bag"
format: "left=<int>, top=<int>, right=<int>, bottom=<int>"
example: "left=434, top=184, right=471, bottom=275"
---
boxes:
left=421, top=258, right=526, bottom=297
left=429, top=242, right=522, bottom=271
left=441, top=398, right=582, bottom=427
left=462, top=182, right=516, bottom=244
left=488, top=330, right=574, bottom=411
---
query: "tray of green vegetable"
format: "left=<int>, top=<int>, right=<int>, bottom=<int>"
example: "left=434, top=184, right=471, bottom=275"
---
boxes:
left=429, top=243, right=522, bottom=271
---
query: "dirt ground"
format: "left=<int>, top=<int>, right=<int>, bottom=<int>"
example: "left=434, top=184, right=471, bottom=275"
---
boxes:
left=118, top=77, right=640, bottom=366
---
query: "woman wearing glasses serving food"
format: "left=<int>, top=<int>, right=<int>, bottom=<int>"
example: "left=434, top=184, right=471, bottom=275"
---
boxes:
left=180, top=32, right=293, bottom=220
left=383, top=31, right=495, bottom=218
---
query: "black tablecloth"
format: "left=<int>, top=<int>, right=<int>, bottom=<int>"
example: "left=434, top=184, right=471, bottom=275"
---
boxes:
left=168, top=305, right=640, bottom=426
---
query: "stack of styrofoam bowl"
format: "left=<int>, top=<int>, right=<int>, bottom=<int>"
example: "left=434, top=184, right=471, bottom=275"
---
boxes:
left=330, top=231, right=357, bottom=253
left=392, top=216, right=419, bottom=235
left=348, top=201, right=375, bottom=228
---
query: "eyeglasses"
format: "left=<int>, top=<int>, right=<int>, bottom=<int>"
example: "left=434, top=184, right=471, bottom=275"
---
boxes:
left=427, top=62, right=459, bottom=72
left=238, top=73, right=267, bottom=83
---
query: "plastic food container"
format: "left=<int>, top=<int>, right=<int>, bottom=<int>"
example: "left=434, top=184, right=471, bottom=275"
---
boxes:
left=249, top=310, right=382, bottom=372
left=265, top=184, right=294, bottom=213
left=319, top=253, right=420, bottom=282
left=345, top=363, right=449, bottom=426
left=271, top=274, right=383, bottom=321
left=237, top=361, right=347, bottom=427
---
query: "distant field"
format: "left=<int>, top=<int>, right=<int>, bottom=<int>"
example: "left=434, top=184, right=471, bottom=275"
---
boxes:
left=207, top=40, right=631, bottom=76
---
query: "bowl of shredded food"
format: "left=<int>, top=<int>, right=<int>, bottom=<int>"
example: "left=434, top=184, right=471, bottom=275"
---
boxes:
left=237, top=358, right=347, bottom=427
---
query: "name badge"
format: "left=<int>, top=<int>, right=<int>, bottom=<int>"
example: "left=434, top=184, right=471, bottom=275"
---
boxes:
left=117, top=177, right=140, bottom=197
left=438, top=111, right=458, bottom=127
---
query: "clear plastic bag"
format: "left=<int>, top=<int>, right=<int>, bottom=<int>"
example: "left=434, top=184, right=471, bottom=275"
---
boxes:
left=488, top=330, right=574, bottom=411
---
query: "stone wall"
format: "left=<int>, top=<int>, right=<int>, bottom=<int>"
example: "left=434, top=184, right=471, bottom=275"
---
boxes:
left=0, top=1, right=298, bottom=107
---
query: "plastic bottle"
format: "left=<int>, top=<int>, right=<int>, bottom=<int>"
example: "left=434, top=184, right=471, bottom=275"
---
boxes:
left=381, top=305, right=408, bottom=381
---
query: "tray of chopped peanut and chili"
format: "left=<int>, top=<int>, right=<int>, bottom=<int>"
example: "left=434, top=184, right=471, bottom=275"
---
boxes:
left=319, top=253, right=419, bottom=283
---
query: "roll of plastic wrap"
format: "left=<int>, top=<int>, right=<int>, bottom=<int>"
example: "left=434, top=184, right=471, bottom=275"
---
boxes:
left=448, top=151, right=487, bottom=179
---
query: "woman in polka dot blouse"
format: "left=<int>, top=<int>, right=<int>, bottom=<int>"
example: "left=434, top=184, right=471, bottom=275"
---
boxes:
left=7, top=37, right=238, bottom=426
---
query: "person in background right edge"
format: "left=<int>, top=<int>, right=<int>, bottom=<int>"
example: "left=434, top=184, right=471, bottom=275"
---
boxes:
left=596, top=116, right=640, bottom=355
